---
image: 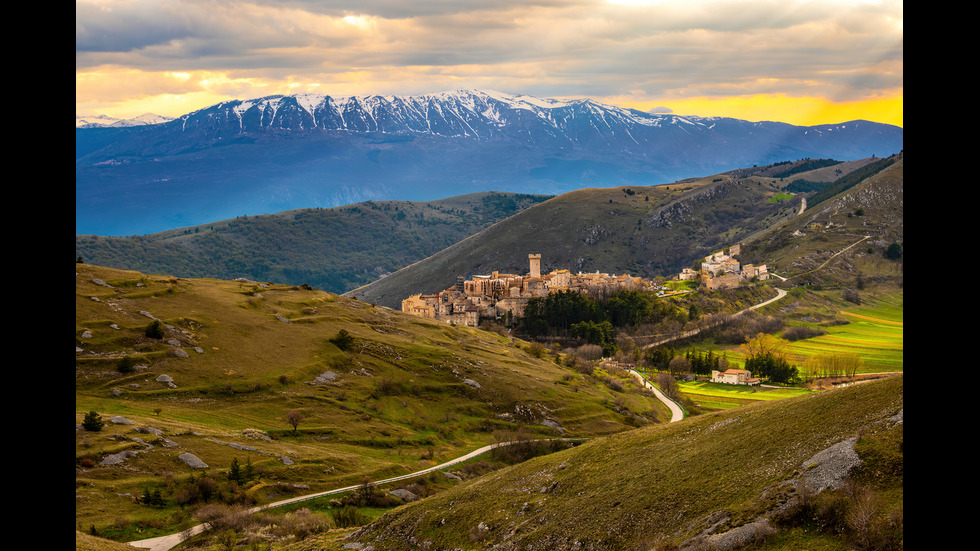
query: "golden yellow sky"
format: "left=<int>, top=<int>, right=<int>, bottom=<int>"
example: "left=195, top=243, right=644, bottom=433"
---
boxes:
left=617, top=94, right=903, bottom=127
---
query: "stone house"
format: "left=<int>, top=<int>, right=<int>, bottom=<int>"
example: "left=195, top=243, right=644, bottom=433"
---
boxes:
left=711, top=368, right=760, bottom=386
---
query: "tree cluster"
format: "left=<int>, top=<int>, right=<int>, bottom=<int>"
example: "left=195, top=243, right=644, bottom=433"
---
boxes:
left=744, top=352, right=798, bottom=383
left=520, top=289, right=683, bottom=355
left=644, top=346, right=729, bottom=376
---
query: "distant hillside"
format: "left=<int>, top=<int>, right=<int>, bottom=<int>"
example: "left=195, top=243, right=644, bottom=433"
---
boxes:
left=347, top=374, right=903, bottom=550
left=348, top=154, right=903, bottom=309
left=347, top=171, right=804, bottom=308
left=740, top=152, right=904, bottom=289
left=75, top=192, right=551, bottom=294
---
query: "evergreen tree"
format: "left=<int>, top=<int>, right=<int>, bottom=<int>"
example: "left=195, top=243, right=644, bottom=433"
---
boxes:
left=228, top=457, right=243, bottom=485
left=82, top=410, right=105, bottom=432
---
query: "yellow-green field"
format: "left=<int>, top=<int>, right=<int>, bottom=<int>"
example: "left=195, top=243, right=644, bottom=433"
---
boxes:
left=784, top=293, right=904, bottom=373
left=678, top=381, right=812, bottom=411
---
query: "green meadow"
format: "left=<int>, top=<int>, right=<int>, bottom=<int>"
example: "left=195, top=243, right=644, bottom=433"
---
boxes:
left=784, top=292, right=904, bottom=373
left=677, top=380, right=811, bottom=411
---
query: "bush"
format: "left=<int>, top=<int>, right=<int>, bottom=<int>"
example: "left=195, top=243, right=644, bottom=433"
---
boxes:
left=783, top=326, right=828, bottom=341
left=272, top=508, right=332, bottom=539
left=330, top=329, right=355, bottom=350
left=145, top=320, right=165, bottom=339
left=331, top=506, right=369, bottom=528
left=117, top=356, right=137, bottom=373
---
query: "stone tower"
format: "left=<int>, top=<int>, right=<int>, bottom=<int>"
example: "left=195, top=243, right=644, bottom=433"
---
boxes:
left=528, top=254, right=541, bottom=278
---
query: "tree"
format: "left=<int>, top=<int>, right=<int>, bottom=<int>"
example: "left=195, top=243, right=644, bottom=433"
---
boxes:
left=668, top=355, right=692, bottom=377
left=330, top=329, right=355, bottom=350
left=286, top=410, right=304, bottom=433
left=655, top=372, right=680, bottom=400
left=570, top=320, right=617, bottom=356
left=885, top=242, right=902, bottom=260
left=145, top=320, right=165, bottom=339
left=740, top=332, right=789, bottom=359
left=228, top=457, right=243, bottom=485
left=82, top=410, right=105, bottom=432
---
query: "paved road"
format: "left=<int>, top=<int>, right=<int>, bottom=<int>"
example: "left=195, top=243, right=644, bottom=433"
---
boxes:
left=639, top=286, right=788, bottom=351
left=127, top=439, right=567, bottom=551
left=626, top=369, right=684, bottom=423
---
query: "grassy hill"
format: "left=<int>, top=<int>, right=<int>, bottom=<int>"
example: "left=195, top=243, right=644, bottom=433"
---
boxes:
left=345, top=374, right=903, bottom=550
left=75, top=263, right=669, bottom=542
left=346, top=172, right=807, bottom=308
left=74, top=191, right=551, bottom=294
left=740, top=152, right=903, bottom=290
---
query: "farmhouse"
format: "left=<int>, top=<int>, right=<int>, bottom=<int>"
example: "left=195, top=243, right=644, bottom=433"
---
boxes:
left=711, top=368, right=761, bottom=386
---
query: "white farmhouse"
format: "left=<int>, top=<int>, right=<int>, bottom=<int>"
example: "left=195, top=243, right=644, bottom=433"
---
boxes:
left=711, top=368, right=761, bottom=386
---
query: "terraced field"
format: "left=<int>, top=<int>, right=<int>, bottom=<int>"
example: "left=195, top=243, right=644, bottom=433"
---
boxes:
left=786, top=294, right=904, bottom=373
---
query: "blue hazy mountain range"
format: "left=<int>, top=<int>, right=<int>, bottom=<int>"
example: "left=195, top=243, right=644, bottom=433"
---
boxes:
left=76, top=89, right=903, bottom=236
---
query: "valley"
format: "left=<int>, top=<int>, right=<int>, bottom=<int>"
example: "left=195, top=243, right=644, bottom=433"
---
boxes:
left=77, top=153, right=902, bottom=551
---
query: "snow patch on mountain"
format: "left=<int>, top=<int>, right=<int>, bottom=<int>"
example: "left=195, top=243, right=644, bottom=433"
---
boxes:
left=76, top=113, right=173, bottom=128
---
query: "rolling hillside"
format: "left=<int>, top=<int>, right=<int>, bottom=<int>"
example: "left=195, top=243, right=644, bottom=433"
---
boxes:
left=75, top=192, right=551, bottom=294
left=346, top=155, right=903, bottom=309
left=346, top=374, right=903, bottom=550
left=75, top=263, right=668, bottom=541
left=739, top=152, right=904, bottom=289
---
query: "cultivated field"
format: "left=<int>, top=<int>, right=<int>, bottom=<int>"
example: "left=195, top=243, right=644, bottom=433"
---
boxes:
left=784, top=292, right=904, bottom=374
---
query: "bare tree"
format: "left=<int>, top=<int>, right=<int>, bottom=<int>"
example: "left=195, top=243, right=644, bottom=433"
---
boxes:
left=655, top=372, right=680, bottom=401
left=286, top=410, right=304, bottom=433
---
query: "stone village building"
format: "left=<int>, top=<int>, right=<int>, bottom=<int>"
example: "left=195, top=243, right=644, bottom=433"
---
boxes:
left=682, top=244, right=770, bottom=290
left=401, top=254, right=652, bottom=327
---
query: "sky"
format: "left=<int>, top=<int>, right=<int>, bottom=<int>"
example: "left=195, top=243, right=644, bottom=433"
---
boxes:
left=76, top=0, right=903, bottom=127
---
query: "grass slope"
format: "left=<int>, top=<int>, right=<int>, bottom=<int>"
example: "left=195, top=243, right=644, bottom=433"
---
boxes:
left=348, top=171, right=806, bottom=308
left=347, top=375, right=903, bottom=550
left=75, top=263, right=667, bottom=540
left=740, top=152, right=903, bottom=288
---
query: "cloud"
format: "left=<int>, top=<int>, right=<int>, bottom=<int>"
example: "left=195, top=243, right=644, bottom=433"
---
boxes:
left=76, top=0, right=902, bottom=123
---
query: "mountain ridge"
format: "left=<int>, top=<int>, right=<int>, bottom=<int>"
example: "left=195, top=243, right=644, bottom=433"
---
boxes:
left=75, top=89, right=902, bottom=236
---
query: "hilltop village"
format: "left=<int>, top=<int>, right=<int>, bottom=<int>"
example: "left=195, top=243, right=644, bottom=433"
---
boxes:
left=401, top=247, right=768, bottom=327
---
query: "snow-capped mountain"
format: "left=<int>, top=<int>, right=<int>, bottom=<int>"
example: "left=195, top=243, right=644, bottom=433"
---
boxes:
left=176, top=89, right=682, bottom=138
left=76, top=89, right=903, bottom=236
left=76, top=113, right=174, bottom=128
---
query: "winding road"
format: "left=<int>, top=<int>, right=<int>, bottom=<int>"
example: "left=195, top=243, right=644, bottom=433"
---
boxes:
left=627, top=369, right=685, bottom=423
left=639, top=286, right=788, bottom=351
left=127, top=439, right=570, bottom=551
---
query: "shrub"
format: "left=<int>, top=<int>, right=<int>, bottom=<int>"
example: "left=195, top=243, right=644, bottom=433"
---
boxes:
left=272, top=508, right=332, bottom=539
left=330, top=329, right=355, bottom=350
left=117, top=356, right=137, bottom=373
left=783, top=325, right=828, bottom=341
left=331, top=506, right=369, bottom=528
left=193, top=503, right=252, bottom=533
left=145, top=320, right=165, bottom=339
